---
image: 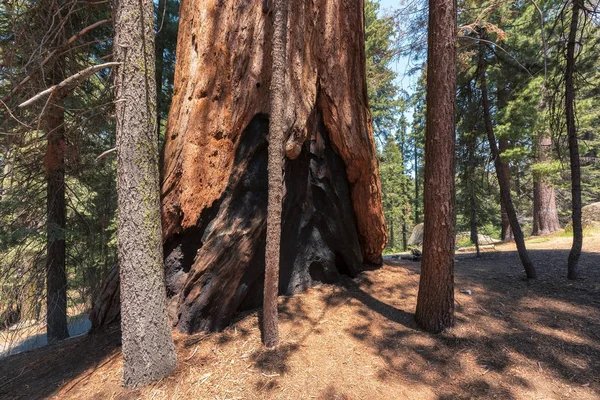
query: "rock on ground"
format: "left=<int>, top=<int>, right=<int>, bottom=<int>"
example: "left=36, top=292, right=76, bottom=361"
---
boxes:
left=583, top=202, right=600, bottom=224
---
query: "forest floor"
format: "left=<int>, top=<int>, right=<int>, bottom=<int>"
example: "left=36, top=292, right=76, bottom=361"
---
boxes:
left=1, top=231, right=599, bottom=400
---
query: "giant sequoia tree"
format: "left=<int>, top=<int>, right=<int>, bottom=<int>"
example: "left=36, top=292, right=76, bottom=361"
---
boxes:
left=159, top=0, right=386, bottom=333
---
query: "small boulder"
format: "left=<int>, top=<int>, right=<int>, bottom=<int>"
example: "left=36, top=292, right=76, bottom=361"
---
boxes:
left=408, top=223, right=424, bottom=246
left=583, top=202, right=600, bottom=224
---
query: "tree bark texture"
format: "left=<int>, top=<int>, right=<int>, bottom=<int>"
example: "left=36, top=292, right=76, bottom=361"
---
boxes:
left=532, top=136, right=560, bottom=236
left=467, top=136, right=480, bottom=258
left=414, top=0, right=456, bottom=334
left=161, top=0, right=386, bottom=334
left=155, top=0, right=167, bottom=139
left=89, top=264, right=120, bottom=332
left=414, top=143, right=421, bottom=224
left=43, top=96, right=69, bottom=344
left=262, top=0, right=287, bottom=349
left=114, top=0, right=176, bottom=386
left=498, top=140, right=514, bottom=242
left=566, top=0, right=582, bottom=280
left=479, top=50, right=537, bottom=280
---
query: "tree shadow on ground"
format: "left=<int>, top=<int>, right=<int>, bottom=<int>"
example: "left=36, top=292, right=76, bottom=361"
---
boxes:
left=365, top=248, right=600, bottom=399
left=0, top=325, right=121, bottom=399
left=241, top=247, right=600, bottom=399
left=2, top=248, right=598, bottom=399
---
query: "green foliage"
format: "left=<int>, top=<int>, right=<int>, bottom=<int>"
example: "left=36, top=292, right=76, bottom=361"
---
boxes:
left=365, top=0, right=414, bottom=251
left=365, top=0, right=405, bottom=142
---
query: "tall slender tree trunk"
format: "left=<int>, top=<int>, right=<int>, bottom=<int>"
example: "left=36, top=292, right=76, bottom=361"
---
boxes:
left=414, top=143, right=420, bottom=224
left=415, top=0, right=456, bottom=334
left=496, top=87, right=514, bottom=242
left=155, top=0, right=167, bottom=139
left=566, top=0, right=583, bottom=280
left=499, top=139, right=514, bottom=242
left=402, top=220, right=408, bottom=251
left=262, top=0, right=287, bottom=349
left=467, top=135, right=480, bottom=258
left=532, top=136, right=560, bottom=235
left=389, top=219, right=395, bottom=249
left=479, top=48, right=537, bottom=279
left=114, top=0, right=176, bottom=386
left=43, top=96, right=69, bottom=343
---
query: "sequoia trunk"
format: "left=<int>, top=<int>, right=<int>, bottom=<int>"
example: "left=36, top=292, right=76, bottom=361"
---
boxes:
left=414, top=0, right=457, bottom=334
left=160, top=0, right=386, bottom=334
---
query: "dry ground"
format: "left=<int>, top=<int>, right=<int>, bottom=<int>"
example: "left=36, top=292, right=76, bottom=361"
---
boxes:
left=0, top=231, right=599, bottom=400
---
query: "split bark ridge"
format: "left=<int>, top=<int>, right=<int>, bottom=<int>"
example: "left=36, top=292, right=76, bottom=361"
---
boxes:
left=566, top=0, right=583, bottom=280
left=479, top=43, right=537, bottom=280
left=415, top=0, right=457, bottom=334
left=263, top=0, right=287, bottom=349
left=114, top=0, right=176, bottom=387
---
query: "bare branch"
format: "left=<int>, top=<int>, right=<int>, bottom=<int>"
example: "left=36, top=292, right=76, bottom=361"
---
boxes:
left=95, top=147, right=116, bottom=162
left=19, top=62, right=120, bottom=108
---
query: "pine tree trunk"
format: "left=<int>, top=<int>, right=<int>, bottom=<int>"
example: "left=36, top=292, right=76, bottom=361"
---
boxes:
left=566, top=0, right=582, bottom=280
left=160, top=0, right=386, bottom=334
left=467, top=135, right=480, bottom=258
left=414, top=0, right=456, bottom=334
left=479, top=48, right=537, bottom=280
left=532, top=137, right=560, bottom=235
left=414, top=143, right=420, bottom=224
left=402, top=220, right=408, bottom=251
left=499, top=139, right=514, bottom=242
left=262, top=0, right=286, bottom=349
left=114, top=0, right=176, bottom=386
left=43, top=97, right=69, bottom=344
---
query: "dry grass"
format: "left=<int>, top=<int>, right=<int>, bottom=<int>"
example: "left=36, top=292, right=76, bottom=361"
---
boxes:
left=1, top=230, right=599, bottom=400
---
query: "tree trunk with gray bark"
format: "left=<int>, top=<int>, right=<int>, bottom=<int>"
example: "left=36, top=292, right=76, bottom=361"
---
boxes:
left=114, top=0, right=176, bottom=386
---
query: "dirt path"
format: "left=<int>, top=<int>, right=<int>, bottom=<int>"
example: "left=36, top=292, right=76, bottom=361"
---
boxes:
left=1, top=232, right=599, bottom=399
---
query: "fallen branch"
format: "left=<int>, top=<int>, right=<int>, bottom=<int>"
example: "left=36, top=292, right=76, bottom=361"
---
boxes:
left=19, top=62, right=119, bottom=108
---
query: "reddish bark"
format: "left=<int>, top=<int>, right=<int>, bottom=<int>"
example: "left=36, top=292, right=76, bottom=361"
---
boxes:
left=414, top=0, right=457, bottom=333
left=160, top=0, right=386, bottom=333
